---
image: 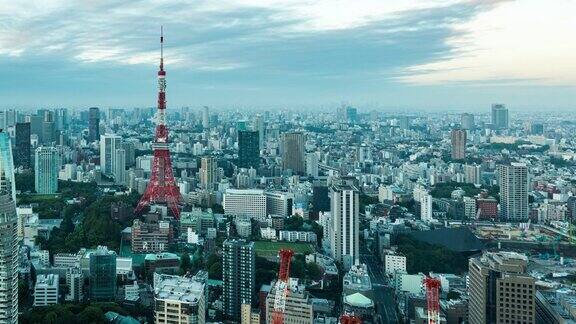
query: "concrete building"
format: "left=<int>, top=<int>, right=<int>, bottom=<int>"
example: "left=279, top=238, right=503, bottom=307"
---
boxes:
left=461, top=113, right=475, bottom=130
left=154, top=273, right=206, bottom=324
left=464, top=164, right=481, bottom=185
left=491, top=104, right=509, bottom=130
left=223, top=239, right=255, bottom=320
left=282, top=132, right=306, bottom=175
left=65, top=267, right=84, bottom=302
left=498, top=163, right=529, bottom=221
left=383, top=252, right=407, bottom=276
left=266, top=191, right=293, bottom=218
left=35, top=146, right=59, bottom=194
left=33, top=274, right=59, bottom=306
left=330, top=184, right=360, bottom=269
left=241, top=303, right=261, bottom=324
left=451, top=129, right=467, bottom=160
left=224, top=189, right=267, bottom=222
left=200, top=156, right=217, bottom=190
left=131, top=218, right=172, bottom=253
left=468, top=251, right=535, bottom=324
left=306, top=152, right=319, bottom=177
left=265, top=278, right=314, bottom=324
left=100, top=134, right=122, bottom=177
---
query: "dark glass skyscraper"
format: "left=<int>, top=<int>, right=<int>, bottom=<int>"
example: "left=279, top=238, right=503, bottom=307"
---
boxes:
left=238, top=130, right=259, bottom=169
left=222, top=239, right=255, bottom=320
left=89, top=107, right=100, bottom=142
left=89, top=246, right=117, bottom=301
left=15, top=122, right=31, bottom=169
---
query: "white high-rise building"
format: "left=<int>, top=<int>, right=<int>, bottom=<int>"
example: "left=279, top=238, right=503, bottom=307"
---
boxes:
left=498, top=163, right=529, bottom=221
left=223, top=189, right=267, bottom=222
left=200, top=156, right=217, bottom=190
left=420, top=193, right=434, bottom=222
left=330, top=184, right=359, bottom=269
left=464, top=164, right=481, bottom=185
left=65, top=267, right=84, bottom=302
left=99, top=134, right=122, bottom=176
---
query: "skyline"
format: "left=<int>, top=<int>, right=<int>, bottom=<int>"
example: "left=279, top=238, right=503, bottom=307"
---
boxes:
left=1, top=0, right=575, bottom=109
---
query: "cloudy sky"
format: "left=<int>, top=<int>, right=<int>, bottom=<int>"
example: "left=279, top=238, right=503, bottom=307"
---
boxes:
left=0, top=0, right=575, bottom=110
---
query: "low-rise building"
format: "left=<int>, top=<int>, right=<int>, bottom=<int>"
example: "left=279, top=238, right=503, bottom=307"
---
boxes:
left=34, top=274, right=59, bottom=306
left=154, top=273, right=206, bottom=324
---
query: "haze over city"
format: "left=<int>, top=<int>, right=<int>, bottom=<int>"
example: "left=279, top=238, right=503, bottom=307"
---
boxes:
left=1, top=0, right=575, bottom=109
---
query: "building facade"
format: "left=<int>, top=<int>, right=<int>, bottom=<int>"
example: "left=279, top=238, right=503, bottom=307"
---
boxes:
left=282, top=132, right=305, bottom=175
left=330, top=184, right=360, bottom=269
left=15, top=122, right=31, bottom=169
left=451, top=129, right=467, bottom=160
left=154, top=273, right=206, bottom=324
left=238, top=130, right=260, bottom=169
left=498, top=163, right=529, bottom=221
left=223, top=239, right=255, bottom=320
left=34, top=146, right=59, bottom=194
left=89, top=246, right=117, bottom=301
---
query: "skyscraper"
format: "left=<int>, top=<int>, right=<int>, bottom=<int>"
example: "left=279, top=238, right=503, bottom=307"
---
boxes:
left=89, top=246, right=117, bottom=301
left=491, top=104, right=509, bottom=130
left=451, top=128, right=467, bottom=160
left=469, top=252, right=535, bottom=324
left=282, top=132, right=305, bottom=175
left=100, top=134, right=122, bottom=176
left=254, top=114, right=265, bottom=151
left=113, top=148, right=126, bottom=185
left=223, top=239, right=255, bottom=320
left=202, top=106, right=210, bottom=129
left=42, top=110, right=55, bottom=145
left=0, top=193, right=18, bottom=323
left=200, top=156, right=217, bottom=190
left=0, top=132, right=16, bottom=202
left=0, top=131, right=18, bottom=324
left=15, top=122, right=31, bottom=169
left=461, top=113, right=475, bottom=130
left=89, top=107, right=100, bottom=142
left=498, top=163, right=529, bottom=221
left=35, top=147, right=59, bottom=194
left=330, top=184, right=359, bottom=269
left=238, top=130, right=260, bottom=169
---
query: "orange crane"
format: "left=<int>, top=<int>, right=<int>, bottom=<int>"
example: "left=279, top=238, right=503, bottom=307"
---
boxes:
left=424, top=276, right=441, bottom=324
left=272, top=249, right=294, bottom=324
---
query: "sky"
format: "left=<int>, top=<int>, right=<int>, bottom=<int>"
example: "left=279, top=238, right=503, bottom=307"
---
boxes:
left=0, top=0, right=575, bottom=111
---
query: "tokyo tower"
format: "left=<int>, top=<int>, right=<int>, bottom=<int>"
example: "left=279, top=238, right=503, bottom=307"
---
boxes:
left=135, top=27, right=182, bottom=218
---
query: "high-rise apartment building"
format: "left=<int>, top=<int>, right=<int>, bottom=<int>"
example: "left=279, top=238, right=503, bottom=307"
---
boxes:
left=131, top=219, right=172, bottom=253
left=100, top=134, right=122, bottom=176
left=200, top=156, right=217, bottom=190
left=65, top=267, right=84, bottom=302
left=464, top=164, right=481, bottom=185
left=282, top=132, right=305, bottom=175
left=88, top=107, right=100, bottom=142
left=451, top=129, right=467, bottom=160
left=113, top=148, right=126, bottom=185
left=238, top=130, right=260, bottom=169
left=15, top=122, right=31, bottom=169
left=306, top=152, right=319, bottom=177
left=498, top=163, right=529, bottom=221
left=461, top=113, right=475, bottom=130
left=491, top=104, right=509, bottom=130
left=34, top=146, right=59, bottom=194
left=469, top=252, right=535, bottom=324
left=330, top=184, right=359, bottom=269
left=154, top=273, right=206, bottom=324
left=223, top=239, right=255, bottom=320
left=0, top=162, right=18, bottom=322
left=89, top=246, right=117, bottom=301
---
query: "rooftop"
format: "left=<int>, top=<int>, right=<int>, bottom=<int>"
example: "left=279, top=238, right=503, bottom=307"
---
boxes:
left=154, top=273, right=204, bottom=304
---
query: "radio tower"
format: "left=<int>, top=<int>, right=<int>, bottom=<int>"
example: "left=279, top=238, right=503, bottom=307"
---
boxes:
left=424, top=276, right=441, bottom=324
left=135, top=27, right=182, bottom=218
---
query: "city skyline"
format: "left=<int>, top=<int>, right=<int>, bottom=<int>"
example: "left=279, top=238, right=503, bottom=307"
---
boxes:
left=1, top=0, right=575, bottom=109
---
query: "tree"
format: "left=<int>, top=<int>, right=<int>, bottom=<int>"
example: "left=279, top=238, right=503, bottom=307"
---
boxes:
left=180, top=253, right=192, bottom=275
left=208, top=262, right=222, bottom=280
left=306, top=262, right=322, bottom=281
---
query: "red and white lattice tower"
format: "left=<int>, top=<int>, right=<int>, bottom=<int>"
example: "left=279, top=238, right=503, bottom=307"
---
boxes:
left=424, top=276, right=441, bottom=324
left=340, top=314, right=362, bottom=324
left=272, top=249, right=294, bottom=324
left=135, top=27, right=182, bottom=218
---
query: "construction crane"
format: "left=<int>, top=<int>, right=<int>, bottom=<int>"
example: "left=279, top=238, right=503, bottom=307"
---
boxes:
left=272, top=249, right=294, bottom=324
left=424, top=276, right=441, bottom=324
left=340, top=313, right=362, bottom=324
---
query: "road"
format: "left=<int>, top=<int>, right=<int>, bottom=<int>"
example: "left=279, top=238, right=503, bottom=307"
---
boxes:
left=360, top=252, right=399, bottom=324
